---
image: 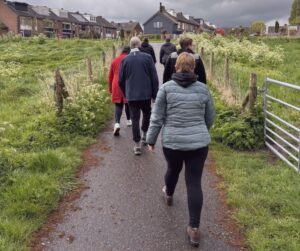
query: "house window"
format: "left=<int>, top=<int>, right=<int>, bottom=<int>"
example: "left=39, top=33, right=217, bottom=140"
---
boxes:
left=44, top=20, right=54, bottom=29
left=79, top=25, right=86, bottom=32
left=90, top=16, right=96, bottom=22
left=63, top=23, right=71, bottom=31
left=20, top=16, right=32, bottom=30
left=153, top=22, right=163, bottom=28
left=95, top=26, right=100, bottom=33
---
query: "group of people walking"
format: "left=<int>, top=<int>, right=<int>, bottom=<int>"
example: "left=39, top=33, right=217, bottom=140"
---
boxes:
left=108, top=36, right=215, bottom=247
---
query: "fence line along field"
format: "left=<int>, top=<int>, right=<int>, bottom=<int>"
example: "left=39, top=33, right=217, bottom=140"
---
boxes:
left=0, top=35, right=117, bottom=250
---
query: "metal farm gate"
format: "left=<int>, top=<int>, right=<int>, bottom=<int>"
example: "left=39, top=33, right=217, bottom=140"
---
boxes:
left=264, top=78, right=300, bottom=173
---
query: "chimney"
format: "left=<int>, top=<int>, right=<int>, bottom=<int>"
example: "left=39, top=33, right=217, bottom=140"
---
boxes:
left=160, top=2, right=165, bottom=12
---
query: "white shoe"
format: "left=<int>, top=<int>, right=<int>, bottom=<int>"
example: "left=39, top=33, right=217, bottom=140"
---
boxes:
left=127, top=120, right=132, bottom=127
left=113, top=123, right=120, bottom=136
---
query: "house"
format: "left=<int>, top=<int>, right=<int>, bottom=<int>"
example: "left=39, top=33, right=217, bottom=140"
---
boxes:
left=69, top=12, right=94, bottom=38
left=51, top=8, right=75, bottom=38
left=83, top=13, right=101, bottom=38
left=143, top=3, right=200, bottom=35
left=30, top=5, right=63, bottom=38
left=0, top=0, right=116, bottom=39
left=0, top=1, right=36, bottom=36
left=112, top=21, right=143, bottom=38
left=96, top=16, right=117, bottom=39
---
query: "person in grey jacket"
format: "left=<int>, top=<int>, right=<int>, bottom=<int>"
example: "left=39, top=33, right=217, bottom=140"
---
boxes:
left=119, top=37, right=159, bottom=155
left=146, top=52, right=215, bottom=247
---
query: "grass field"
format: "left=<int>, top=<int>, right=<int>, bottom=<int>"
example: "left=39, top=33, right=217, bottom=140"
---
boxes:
left=0, top=37, right=114, bottom=250
left=207, top=36, right=300, bottom=251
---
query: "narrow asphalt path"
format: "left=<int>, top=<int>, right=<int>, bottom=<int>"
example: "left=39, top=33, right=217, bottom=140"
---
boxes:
left=40, top=43, right=245, bottom=251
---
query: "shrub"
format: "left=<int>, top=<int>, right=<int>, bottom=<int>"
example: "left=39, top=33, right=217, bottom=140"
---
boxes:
left=212, top=106, right=264, bottom=150
left=59, top=83, right=111, bottom=136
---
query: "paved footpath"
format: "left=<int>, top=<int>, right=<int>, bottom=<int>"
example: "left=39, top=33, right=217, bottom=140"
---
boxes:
left=39, top=44, right=245, bottom=251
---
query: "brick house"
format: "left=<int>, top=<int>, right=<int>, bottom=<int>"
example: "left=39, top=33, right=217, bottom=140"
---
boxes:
left=83, top=13, right=101, bottom=38
left=0, top=0, right=116, bottom=39
left=112, top=21, right=143, bottom=38
left=0, top=1, right=36, bottom=36
left=96, top=16, right=117, bottom=39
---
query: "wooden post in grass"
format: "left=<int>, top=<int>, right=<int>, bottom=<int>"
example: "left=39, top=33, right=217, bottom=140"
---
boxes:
left=209, top=51, right=214, bottom=81
left=249, top=73, right=257, bottom=111
left=112, top=45, right=116, bottom=59
left=201, top=47, right=204, bottom=58
left=242, top=73, right=257, bottom=112
left=102, top=51, right=106, bottom=67
left=86, top=57, right=93, bottom=82
left=224, top=56, right=229, bottom=87
left=54, top=69, right=69, bottom=115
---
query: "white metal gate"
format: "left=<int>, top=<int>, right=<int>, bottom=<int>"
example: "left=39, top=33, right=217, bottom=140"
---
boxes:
left=264, top=78, right=300, bottom=173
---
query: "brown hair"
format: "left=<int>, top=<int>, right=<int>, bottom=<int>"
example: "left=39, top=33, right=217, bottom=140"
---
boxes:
left=179, top=37, right=193, bottom=50
left=175, top=52, right=195, bottom=73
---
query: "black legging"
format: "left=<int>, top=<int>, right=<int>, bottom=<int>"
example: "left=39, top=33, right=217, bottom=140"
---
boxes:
left=163, top=146, right=208, bottom=228
left=115, top=101, right=130, bottom=123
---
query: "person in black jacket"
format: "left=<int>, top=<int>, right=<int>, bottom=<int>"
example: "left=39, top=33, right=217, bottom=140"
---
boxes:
left=163, top=37, right=206, bottom=84
left=160, top=37, right=177, bottom=66
left=139, top=37, right=157, bottom=64
left=119, top=37, right=159, bottom=156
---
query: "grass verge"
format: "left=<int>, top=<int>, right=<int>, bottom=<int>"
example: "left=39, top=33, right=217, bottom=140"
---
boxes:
left=0, top=37, right=114, bottom=250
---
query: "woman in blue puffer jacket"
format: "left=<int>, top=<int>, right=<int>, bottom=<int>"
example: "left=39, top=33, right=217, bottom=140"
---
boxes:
left=146, top=52, right=216, bottom=247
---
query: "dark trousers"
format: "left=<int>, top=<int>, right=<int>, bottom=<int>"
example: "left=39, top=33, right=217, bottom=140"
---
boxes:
left=163, top=146, right=209, bottom=228
left=115, top=101, right=130, bottom=123
left=128, top=100, right=151, bottom=143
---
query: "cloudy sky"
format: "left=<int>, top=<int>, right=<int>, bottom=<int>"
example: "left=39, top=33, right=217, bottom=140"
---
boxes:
left=24, top=0, right=293, bottom=27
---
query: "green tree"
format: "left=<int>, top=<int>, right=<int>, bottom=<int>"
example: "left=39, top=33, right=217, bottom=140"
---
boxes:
left=251, top=21, right=266, bottom=35
left=289, top=0, right=300, bottom=25
left=275, top=21, right=280, bottom=33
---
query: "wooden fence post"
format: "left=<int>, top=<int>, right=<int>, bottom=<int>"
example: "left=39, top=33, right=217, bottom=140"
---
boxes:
left=54, top=69, right=69, bottom=115
left=224, top=56, right=229, bottom=87
left=112, top=45, right=116, bottom=59
left=86, top=57, right=93, bottom=82
left=201, top=47, right=204, bottom=58
left=209, top=52, right=214, bottom=81
left=241, top=73, right=257, bottom=111
left=102, top=51, right=106, bottom=67
left=249, top=73, right=257, bottom=111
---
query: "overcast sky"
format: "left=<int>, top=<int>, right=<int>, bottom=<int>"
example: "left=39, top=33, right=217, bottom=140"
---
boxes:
left=24, top=0, right=293, bottom=27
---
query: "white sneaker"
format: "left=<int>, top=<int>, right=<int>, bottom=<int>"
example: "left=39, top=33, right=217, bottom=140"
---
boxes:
left=113, top=123, right=120, bottom=136
left=127, top=120, right=132, bottom=127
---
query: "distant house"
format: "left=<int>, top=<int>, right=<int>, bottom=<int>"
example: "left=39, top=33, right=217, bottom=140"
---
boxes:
left=143, top=3, right=200, bottom=35
left=0, top=0, right=116, bottom=39
left=83, top=13, right=101, bottom=38
left=0, top=1, right=36, bottom=36
left=112, top=21, right=143, bottom=38
left=96, top=16, right=117, bottom=39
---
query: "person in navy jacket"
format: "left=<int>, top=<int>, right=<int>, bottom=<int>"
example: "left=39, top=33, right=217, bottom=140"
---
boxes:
left=119, top=37, right=159, bottom=155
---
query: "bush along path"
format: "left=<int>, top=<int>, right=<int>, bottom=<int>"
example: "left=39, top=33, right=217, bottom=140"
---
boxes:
left=31, top=43, right=247, bottom=251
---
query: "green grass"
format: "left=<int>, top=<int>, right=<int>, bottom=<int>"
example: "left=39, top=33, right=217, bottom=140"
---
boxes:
left=210, top=83, right=300, bottom=251
left=0, top=37, right=114, bottom=250
left=211, top=143, right=300, bottom=251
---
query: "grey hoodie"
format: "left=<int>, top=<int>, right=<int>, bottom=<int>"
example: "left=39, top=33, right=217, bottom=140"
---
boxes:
left=146, top=72, right=216, bottom=150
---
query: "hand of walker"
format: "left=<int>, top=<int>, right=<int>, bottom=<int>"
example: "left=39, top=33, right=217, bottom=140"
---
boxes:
left=148, top=145, right=155, bottom=152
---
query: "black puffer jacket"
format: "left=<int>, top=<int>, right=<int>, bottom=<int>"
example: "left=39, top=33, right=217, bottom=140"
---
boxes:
left=163, top=48, right=207, bottom=84
left=139, top=42, right=157, bottom=64
left=159, top=42, right=177, bottom=65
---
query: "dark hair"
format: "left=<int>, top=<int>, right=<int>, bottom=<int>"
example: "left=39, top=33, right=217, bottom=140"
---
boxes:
left=166, top=38, right=171, bottom=42
left=179, top=37, right=193, bottom=50
left=122, top=45, right=131, bottom=54
left=143, top=37, right=149, bottom=43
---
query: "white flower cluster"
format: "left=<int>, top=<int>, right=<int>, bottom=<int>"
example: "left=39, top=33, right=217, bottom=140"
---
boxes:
left=189, top=34, right=284, bottom=66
